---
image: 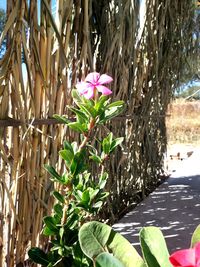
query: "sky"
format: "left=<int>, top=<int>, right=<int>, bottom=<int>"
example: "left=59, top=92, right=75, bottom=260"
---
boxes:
left=0, top=1, right=56, bottom=13
left=0, top=0, right=6, bottom=10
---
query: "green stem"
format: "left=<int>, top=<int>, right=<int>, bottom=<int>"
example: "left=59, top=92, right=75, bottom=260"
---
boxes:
left=100, top=154, right=109, bottom=177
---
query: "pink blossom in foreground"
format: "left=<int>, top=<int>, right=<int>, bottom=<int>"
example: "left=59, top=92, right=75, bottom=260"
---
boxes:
left=76, top=72, right=113, bottom=99
left=169, top=242, right=200, bottom=267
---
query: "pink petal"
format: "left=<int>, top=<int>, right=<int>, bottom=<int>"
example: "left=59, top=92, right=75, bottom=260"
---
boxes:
left=194, top=242, right=200, bottom=252
left=194, top=242, right=200, bottom=264
left=84, top=87, right=94, bottom=99
left=85, top=72, right=100, bottom=84
left=76, top=81, right=90, bottom=94
left=98, top=74, right=113, bottom=85
left=169, top=249, right=196, bottom=267
left=96, top=85, right=112, bottom=95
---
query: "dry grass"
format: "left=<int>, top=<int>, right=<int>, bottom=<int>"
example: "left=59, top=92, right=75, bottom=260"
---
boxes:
left=166, top=99, right=200, bottom=144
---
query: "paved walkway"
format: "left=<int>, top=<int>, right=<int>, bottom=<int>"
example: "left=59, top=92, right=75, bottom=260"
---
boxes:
left=113, top=146, right=200, bottom=254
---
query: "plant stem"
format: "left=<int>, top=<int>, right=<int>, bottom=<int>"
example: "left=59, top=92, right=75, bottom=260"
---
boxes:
left=78, top=118, right=95, bottom=152
left=100, top=154, right=108, bottom=177
left=61, top=203, right=68, bottom=225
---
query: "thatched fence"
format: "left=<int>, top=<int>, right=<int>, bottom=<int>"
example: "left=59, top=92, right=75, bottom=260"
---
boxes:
left=0, top=0, right=197, bottom=265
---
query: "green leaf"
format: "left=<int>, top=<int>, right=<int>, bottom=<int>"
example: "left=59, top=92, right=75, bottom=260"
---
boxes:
left=107, top=101, right=125, bottom=109
left=89, top=189, right=99, bottom=202
left=64, top=213, right=79, bottom=229
left=63, top=140, right=74, bottom=154
left=54, top=203, right=63, bottom=218
left=99, top=172, right=108, bottom=189
left=79, top=221, right=111, bottom=259
left=101, top=100, right=125, bottom=122
left=70, top=151, right=86, bottom=175
left=94, top=95, right=108, bottom=113
left=43, top=216, right=59, bottom=233
left=81, top=190, right=90, bottom=204
left=140, top=226, right=171, bottom=267
left=97, top=111, right=105, bottom=124
left=52, top=191, right=65, bottom=203
left=79, top=103, right=97, bottom=118
left=61, top=173, right=70, bottom=184
left=43, top=226, right=56, bottom=236
left=71, top=89, right=82, bottom=104
left=82, top=97, right=95, bottom=106
left=89, top=154, right=102, bottom=164
left=79, top=221, right=145, bottom=267
left=96, top=252, right=125, bottom=267
left=191, top=224, right=200, bottom=247
left=110, top=137, right=124, bottom=152
left=59, top=149, right=74, bottom=168
left=73, top=242, right=93, bottom=266
left=68, top=122, right=87, bottom=133
left=28, top=247, right=49, bottom=266
left=53, top=114, right=70, bottom=124
left=68, top=107, right=88, bottom=123
left=44, top=165, right=63, bottom=183
left=102, top=133, right=113, bottom=154
left=75, top=190, right=82, bottom=201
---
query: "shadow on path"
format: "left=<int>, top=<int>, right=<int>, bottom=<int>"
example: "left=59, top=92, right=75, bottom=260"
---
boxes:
left=113, top=153, right=200, bottom=254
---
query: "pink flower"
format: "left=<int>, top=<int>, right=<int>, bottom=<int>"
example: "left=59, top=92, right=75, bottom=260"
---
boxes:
left=76, top=72, right=113, bottom=99
left=169, top=242, right=200, bottom=267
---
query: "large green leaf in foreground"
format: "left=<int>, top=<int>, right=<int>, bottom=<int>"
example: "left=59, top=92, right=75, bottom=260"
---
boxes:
left=79, top=221, right=146, bottom=267
left=140, top=226, right=171, bottom=267
left=191, top=224, right=200, bottom=247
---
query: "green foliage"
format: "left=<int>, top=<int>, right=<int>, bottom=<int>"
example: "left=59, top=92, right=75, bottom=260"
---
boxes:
left=140, top=227, right=171, bottom=267
left=102, top=133, right=124, bottom=156
left=71, top=89, right=125, bottom=124
left=191, top=224, right=200, bottom=247
left=27, top=84, right=200, bottom=267
left=29, top=89, right=125, bottom=266
left=28, top=247, right=49, bottom=266
left=79, top=221, right=145, bottom=267
left=96, top=252, right=125, bottom=267
left=53, top=114, right=71, bottom=124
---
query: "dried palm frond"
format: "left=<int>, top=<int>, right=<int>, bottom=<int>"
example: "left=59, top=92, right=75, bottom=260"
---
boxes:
left=0, top=0, right=198, bottom=265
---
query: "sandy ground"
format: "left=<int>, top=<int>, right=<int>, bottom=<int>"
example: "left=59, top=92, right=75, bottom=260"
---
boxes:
left=165, top=144, right=200, bottom=175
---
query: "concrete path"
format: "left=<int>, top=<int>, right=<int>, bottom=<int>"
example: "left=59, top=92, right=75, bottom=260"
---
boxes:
left=113, top=146, right=200, bottom=254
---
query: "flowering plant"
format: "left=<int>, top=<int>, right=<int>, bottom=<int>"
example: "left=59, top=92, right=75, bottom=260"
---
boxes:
left=76, top=72, right=113, bottom=99
left=28, top=71, right=200, bottom=267
left=28, top=72, right=125, bottom=266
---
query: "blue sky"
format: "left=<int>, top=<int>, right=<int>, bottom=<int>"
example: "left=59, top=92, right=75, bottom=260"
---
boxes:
left=0, top=1, right=56, bottom=12
left=0, top=0, right=6, bottom=10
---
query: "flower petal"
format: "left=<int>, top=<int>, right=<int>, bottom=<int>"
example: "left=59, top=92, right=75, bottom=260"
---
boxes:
left=169, top=248, right=196, bottom=267
left=194, top=242, right=200, bottom=264
left=76, top=81, right=90, bottom=94
left=84, top=87, right=94, bottom=99
left=98, top=74, right=113, bottom=85
left=85, top=72, right=100, bottom=84
left=96, top=85, right=112, bottom=95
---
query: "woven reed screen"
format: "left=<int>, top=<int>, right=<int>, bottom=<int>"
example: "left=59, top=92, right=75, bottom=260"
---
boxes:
left=0, top=0, right=196, bottom=265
